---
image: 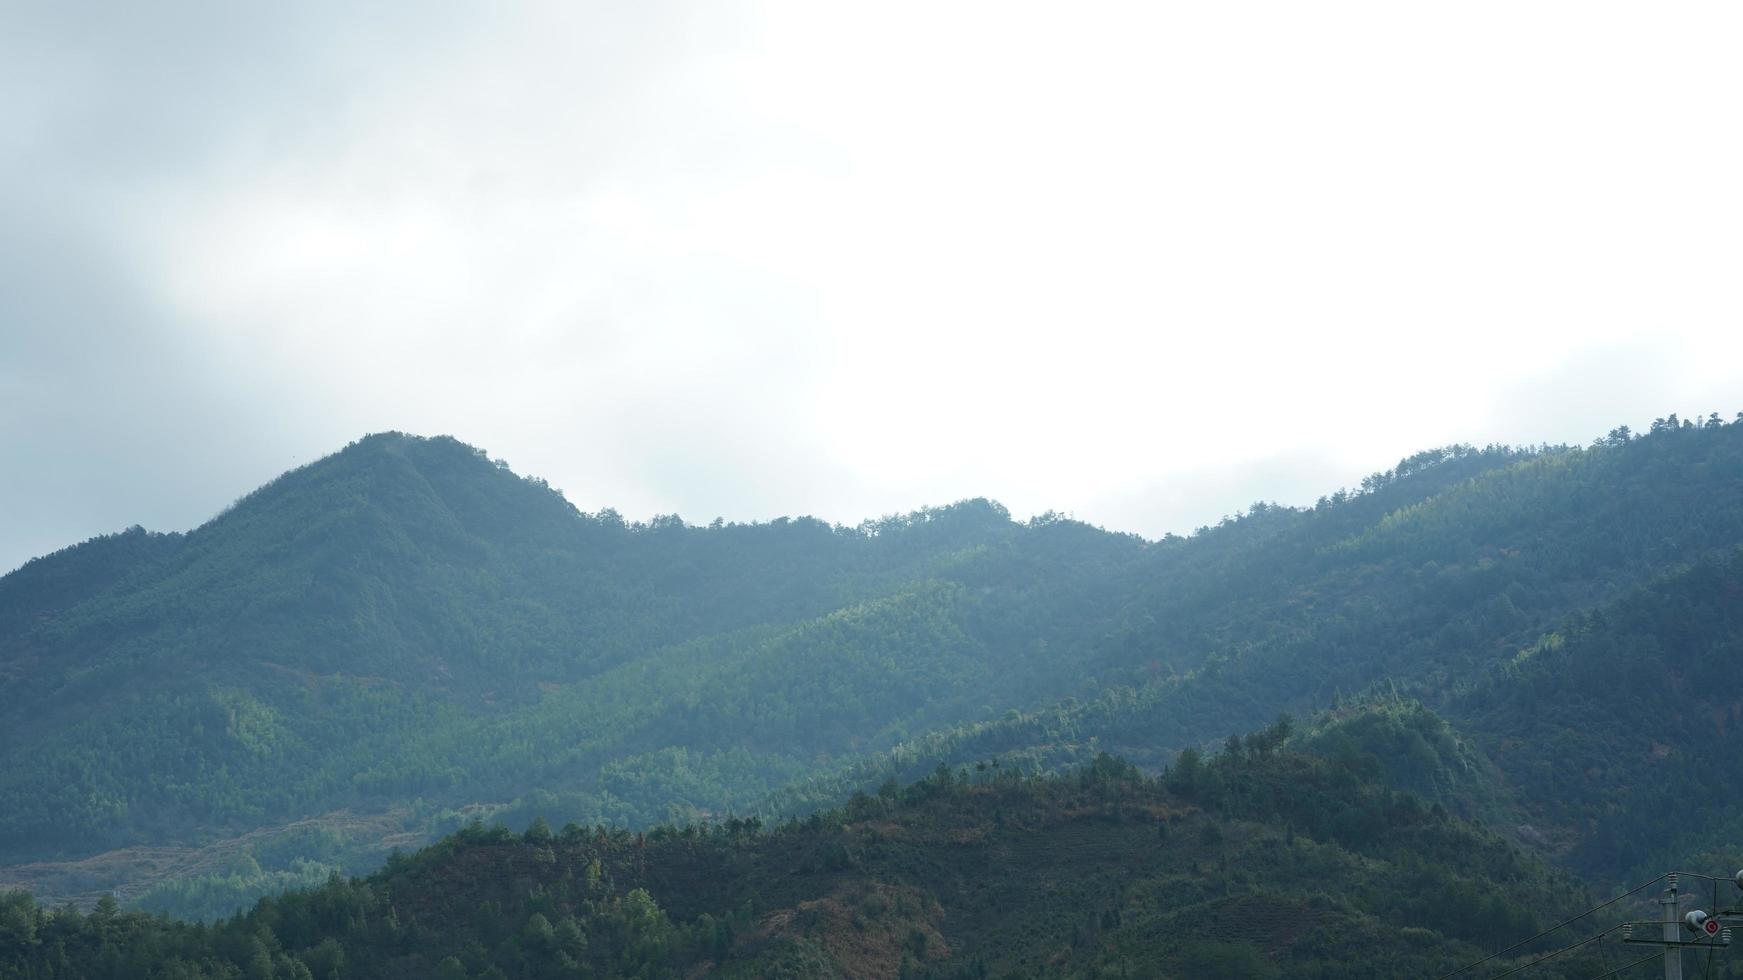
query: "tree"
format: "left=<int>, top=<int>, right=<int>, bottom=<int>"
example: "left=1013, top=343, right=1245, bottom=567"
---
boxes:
left=524, top=816, right=552, bottom=844
left=1167, top=747, right=1203, bottom=796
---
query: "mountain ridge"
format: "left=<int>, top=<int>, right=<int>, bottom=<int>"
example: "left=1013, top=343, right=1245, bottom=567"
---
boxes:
left=6, top=416, right=1743, bottom=932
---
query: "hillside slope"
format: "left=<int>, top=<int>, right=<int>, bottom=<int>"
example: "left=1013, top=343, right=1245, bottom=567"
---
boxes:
left=0, top=433, right=1149, bottom=863
left=0, top=747, right=1614, bottom=980
left=760, top=521, right=1743, bottom=899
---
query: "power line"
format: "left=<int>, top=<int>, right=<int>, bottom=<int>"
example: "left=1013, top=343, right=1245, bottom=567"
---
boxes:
left=1582, top=950, right=1669, bottom=980
left=1672, top=872, right=1737, bottom=884
left=1435, top=874, right=1667, bottom=980
left=1480, top=926, right=1618, bottom=980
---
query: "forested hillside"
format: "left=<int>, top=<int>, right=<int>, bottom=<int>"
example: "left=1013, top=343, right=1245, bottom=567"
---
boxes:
left=0, top=433, right=1152, bottom=872
left=1450, top=548, right=1743, bottom=882
left=755, top=416, right=1743, bottom=884
left=5, top=415, right=1743, bottom=926
left=3, top=743, right=1635, bottom=980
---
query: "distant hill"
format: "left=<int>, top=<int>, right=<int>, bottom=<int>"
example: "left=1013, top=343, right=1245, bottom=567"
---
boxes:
left=5, top=416, right=1743, bottom=923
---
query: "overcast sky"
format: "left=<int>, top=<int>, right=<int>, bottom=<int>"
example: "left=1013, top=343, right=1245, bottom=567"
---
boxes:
left=3, top=2, right=1740, bottom=573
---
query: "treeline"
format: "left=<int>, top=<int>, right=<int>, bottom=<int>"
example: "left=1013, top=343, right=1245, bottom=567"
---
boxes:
left=0, top=738, right=1626, bottom=979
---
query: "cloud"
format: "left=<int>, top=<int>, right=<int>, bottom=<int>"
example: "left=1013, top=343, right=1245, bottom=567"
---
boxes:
left=3, top=1, right=1741, bottom=571
left=0, top=193, right=301, bottom=569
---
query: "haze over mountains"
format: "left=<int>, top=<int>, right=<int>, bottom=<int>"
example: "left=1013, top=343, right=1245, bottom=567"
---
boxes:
left=4, top=415, right=1743, bottom=977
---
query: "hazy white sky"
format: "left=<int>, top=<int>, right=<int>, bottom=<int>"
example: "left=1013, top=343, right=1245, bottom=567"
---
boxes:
left=3, top=1, right=1740, bottom=572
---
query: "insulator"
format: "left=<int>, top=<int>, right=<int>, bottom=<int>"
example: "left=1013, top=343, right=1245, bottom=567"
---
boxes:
left=1622, top=923, right=1633, bottom=939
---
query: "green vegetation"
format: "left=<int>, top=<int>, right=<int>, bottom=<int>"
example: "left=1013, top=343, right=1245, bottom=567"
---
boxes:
left=1449, top=547, right=1743, bottom=883
left=0, top=744, right=1631, bottom=979
left=7, top=414, right=1743, bottom=971
left=0, top=433, right=1149, bottom=869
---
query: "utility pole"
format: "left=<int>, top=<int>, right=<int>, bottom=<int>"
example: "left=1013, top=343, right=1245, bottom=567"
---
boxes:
left=1440, top=869, right=1738, bottom=980
left=1659, top=875, right=1683, bottom=980
left=1620, top=872, right=1735, bottom=978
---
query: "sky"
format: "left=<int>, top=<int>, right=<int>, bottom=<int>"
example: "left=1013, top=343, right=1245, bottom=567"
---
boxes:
left=3, top=1, right=1740, bottom=573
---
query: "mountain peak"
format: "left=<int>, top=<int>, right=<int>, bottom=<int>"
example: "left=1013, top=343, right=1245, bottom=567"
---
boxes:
left=205, top=430, right=577, bottom=547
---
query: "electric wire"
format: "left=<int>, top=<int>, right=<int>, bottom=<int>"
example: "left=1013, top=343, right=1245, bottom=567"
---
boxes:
left=1672, top=872, right=1736, bottom=884
left=1434, top=874, right=1668, bottom=980
left=1580, top=949, right=1668, bottom=980
left=1478, top=926, right=1618, bottom=980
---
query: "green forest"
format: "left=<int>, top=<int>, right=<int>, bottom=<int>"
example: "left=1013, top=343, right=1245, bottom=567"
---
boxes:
left=3, top=739, right=1668, bottom=979
left=5, top=416, right=1743, bottom=976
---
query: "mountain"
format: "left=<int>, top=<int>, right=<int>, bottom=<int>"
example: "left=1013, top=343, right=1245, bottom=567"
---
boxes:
left=5, top=416, right=1743, bottom=927
left=0, top=433, right=1149, bottom=870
